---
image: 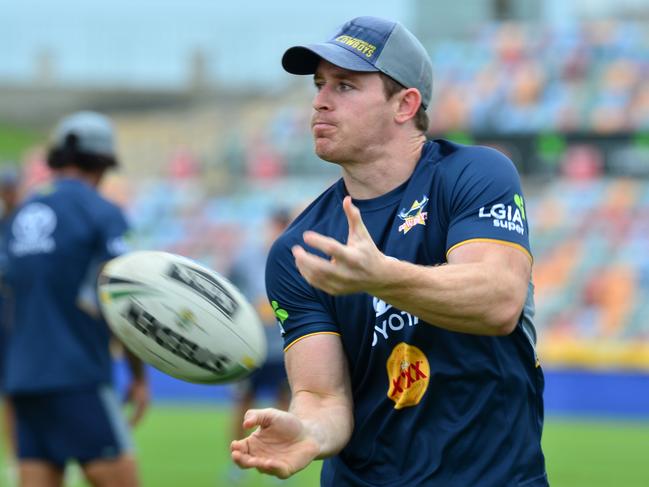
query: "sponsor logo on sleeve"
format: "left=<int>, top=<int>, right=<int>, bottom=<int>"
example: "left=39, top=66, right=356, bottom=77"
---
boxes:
left=478, top=193, right=526, bottom=235
left=271, top=300, right=288, bottom=336
left=386, top=342, right=430, bottom=409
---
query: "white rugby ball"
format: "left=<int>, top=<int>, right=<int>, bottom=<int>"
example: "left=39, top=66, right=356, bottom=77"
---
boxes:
left=97, top=250, right=267, bottom=384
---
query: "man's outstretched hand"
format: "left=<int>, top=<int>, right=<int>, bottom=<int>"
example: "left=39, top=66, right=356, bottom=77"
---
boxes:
left=230, top=407, right=320, bottom=479
left=292, top=196, right=387, bottom=296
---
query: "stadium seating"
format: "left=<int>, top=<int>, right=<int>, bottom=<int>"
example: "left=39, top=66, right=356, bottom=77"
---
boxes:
left=108, top=172, right=649, bottom=371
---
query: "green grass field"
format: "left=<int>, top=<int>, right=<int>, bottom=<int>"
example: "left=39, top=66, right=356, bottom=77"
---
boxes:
left=0, top=123, right=43, bottom=162
left=1, top=404, right=648, bottom=487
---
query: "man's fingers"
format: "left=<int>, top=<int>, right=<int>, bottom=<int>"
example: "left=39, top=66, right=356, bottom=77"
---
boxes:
left=231, top=450, right=289, bottom=478
left=125, top=384, right=149, bottom=427
left=302, top=231, right=346, bottom=259
left=243, top=407, right=281, bottom=429
left=292, top=245, right=343, bottom=291
left=292, top=245, right=336, bottom=276
left=129, top=401, right=147, bottom=427
left=231, top=450, right=254, bottom=469
left=129, top=409, right=140, bottom=427
left=242, top=409, right=264, bottom=429
left=343, top=196, right=369, bottom=241
left=230, top=439, right=248, bottom=455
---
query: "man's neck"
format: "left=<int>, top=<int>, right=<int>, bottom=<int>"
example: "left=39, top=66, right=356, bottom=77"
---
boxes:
left=341, top=135, right=426, bottom=200
left=54, top=167, right=103, bottom=188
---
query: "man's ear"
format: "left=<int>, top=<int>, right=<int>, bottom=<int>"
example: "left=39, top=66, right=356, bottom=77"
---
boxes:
left=394, top=88, right=422, bottom=125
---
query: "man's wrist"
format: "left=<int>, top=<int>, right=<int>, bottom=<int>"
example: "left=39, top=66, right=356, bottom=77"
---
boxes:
left=300, top=418, right=329, bottom=458
left=366, top=254, right=401, bottom=297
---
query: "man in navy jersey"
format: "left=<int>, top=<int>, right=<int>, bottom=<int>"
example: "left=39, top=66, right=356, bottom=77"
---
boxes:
left=2, top=111, right=149, bottom=487
left=231, top=16, right=548, bottom=486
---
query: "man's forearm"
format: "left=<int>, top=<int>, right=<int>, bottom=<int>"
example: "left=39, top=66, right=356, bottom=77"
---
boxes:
left=369, top=255, right=528, bottom=336
left=289, top=390, right=354, bottom=459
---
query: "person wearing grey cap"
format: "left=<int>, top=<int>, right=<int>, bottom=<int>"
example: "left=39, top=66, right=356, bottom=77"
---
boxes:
left=1, top=111, right=148, bottom=487
left=231, top=16, right=548, bottom=486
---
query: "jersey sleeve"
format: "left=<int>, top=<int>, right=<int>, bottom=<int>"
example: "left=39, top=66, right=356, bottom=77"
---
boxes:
left=265, top=235, right=339, bottom=351
left=76, top=203, right=130, bottom=317
left=97, top=204, right=130, bottom=261
left=443, top=146, right=532, bottom=259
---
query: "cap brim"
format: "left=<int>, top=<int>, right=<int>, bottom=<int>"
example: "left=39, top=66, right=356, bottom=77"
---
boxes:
left=282, top=43, right=379, bottom=75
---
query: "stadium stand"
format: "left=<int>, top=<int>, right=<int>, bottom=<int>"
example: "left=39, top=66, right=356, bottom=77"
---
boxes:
left=427, top=21, right=649, bottom=134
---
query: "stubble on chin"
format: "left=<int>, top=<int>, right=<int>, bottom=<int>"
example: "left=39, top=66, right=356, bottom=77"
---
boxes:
left=313, top=138, right=337, bottom=163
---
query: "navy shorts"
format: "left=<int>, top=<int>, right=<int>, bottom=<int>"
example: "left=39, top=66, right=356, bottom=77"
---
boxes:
left=12, top=385, right=132, bottom=468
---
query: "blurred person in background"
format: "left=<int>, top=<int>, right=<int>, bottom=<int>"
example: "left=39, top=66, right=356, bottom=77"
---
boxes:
left=0, top=111, right=149, bottom=487
left=226, top=208, right=292, bottom=484
left=231, top=16, right=547, bottom=486
left=0, top=167, right=20, bottom=220
left=0, top=165, right=21, bottom=485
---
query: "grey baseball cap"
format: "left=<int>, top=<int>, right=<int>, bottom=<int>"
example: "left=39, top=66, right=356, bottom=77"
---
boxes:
left=282, top=16, right=433, bottom=109
left=52, top=111, right=116, bottom=157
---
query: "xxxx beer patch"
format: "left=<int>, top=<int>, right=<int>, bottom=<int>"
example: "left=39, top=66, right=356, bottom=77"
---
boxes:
left=386, top=342, right=430, bottom=409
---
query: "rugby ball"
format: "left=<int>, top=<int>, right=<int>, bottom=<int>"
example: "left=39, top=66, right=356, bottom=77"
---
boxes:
left=97, top=250, right=267, bottom=384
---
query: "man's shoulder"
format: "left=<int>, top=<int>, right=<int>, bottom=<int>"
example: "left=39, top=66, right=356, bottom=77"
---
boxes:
left=432, top=139, right=515, bottom=169
left=73, top=182, right=125, bottom=221
left=427, top=139, right=519, bottom=186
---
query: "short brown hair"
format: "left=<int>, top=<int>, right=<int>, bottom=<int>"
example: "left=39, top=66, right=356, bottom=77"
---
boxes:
left=47, top=134, right=118, bottom=171
left=379, top=73, right=429, bottom=133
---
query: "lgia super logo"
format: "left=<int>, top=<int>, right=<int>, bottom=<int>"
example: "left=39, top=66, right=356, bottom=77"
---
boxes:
left=478, top=193, right=526, bottom=235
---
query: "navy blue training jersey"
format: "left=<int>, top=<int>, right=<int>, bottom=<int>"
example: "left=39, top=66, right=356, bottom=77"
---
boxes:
left=266, top=140, right=548, bottom=487
left=2, top=178, right=129, bottom=394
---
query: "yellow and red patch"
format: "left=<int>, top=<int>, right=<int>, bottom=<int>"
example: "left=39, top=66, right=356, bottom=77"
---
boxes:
left=386, top=342, right=430, bottom=409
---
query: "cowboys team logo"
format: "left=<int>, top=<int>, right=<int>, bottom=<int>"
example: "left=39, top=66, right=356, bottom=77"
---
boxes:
left=397, top=196, right=429, bottom=234
left=10, top=202, right=57, bottom=256
left=386, top=342, right=430, bottom=409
